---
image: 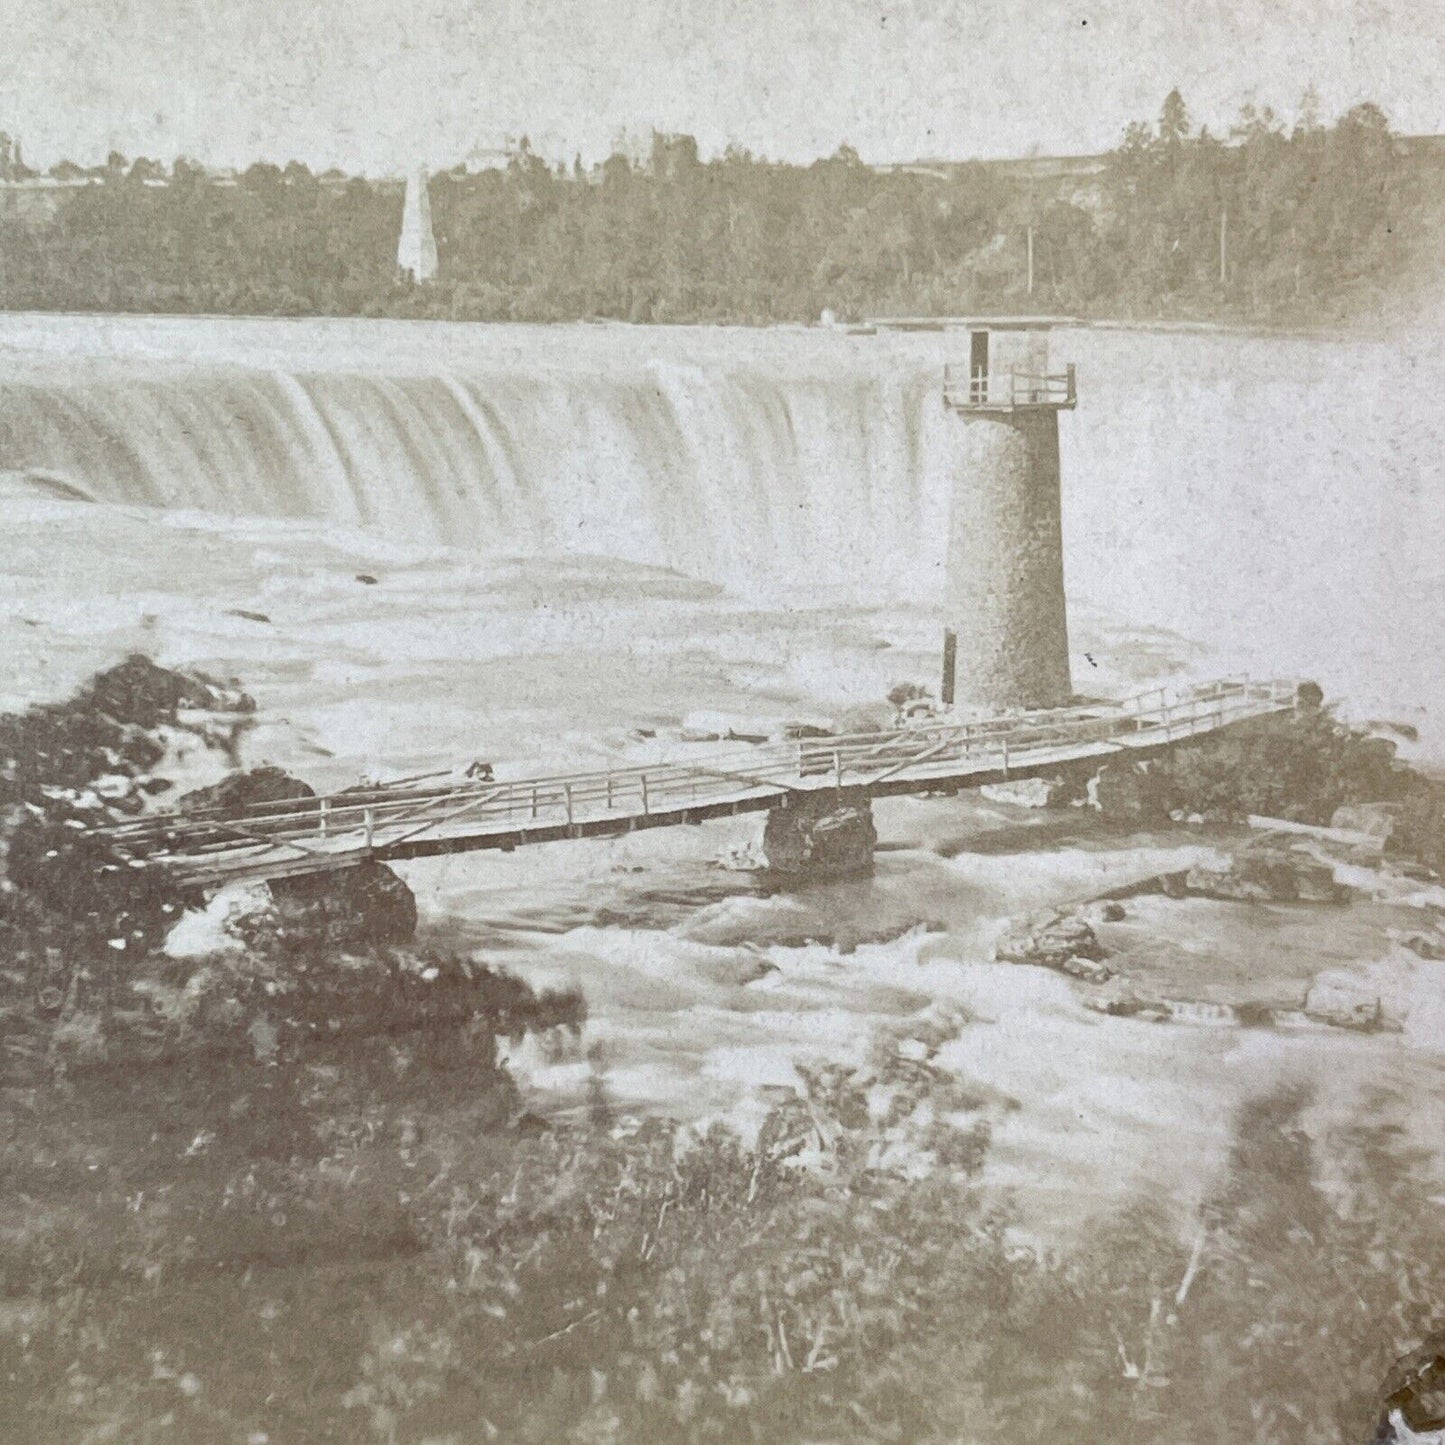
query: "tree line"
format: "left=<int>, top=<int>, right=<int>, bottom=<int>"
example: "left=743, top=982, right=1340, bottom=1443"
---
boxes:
left=0, top=92, right=1431, bottom=325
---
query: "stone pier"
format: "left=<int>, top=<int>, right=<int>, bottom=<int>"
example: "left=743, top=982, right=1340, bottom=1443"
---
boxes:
left=762, top=791, right=877, bottom=880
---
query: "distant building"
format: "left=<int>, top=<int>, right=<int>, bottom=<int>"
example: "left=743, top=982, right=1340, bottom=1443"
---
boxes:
left=649, top=132, right=699, bottom=182
left=396, top=167, right=439, bottom=283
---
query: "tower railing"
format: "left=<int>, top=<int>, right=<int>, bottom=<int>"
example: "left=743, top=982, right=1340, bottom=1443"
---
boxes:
left=943, top=364, right=1076, bottom=412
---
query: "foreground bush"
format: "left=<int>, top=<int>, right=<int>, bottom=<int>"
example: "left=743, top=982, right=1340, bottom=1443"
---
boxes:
left=1, top=1059, right=1439, bottom=1444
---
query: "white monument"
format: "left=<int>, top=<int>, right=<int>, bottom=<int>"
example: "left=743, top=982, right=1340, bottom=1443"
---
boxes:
left=396, top=167, right=438, bottom=283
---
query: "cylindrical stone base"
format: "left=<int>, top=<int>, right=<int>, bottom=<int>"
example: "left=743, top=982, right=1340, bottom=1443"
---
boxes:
left=946, top=409, right=1071, bottom=710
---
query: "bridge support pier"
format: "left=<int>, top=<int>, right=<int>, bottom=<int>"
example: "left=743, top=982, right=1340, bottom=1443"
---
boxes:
left=762, top=791, right=876, bottom=881
left=261, top=860, right=418, bottom=948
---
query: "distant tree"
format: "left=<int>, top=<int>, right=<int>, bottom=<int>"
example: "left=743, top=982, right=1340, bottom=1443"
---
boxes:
left=1294, top=84, right=1324, bottom=136
left=1158, top=88, right=1191, bottom=145
left=0, top=97, right=1419, bottom=326
left=242, top=161, right=284, bottom=193
left=1341, top=100, right=1390, bottom=134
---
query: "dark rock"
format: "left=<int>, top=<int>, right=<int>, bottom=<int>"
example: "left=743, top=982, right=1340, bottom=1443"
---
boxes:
left=1091, top=762, right=1169, bottom=821
left=0, top=655, right=262, bottom=968
left=180, top=766, right=315, bottom=817
left=3, top=810, right=194, bottom=953
left=1, top=655, right=261, bottom=811
left=1060, top=954, right=1114, bottom=983
left=77, top=653, right=254, bottom=726
left=225, top=609, right=273, bottom=625
left=258, top=861, right=419, bottom=950
left=1179, top=847, right=1347, bottom=904
left=762, top=792, right=876, bottom=880
left=355, top=573, right=379, bottom=585
left=782, top=721, right=836, bottom=741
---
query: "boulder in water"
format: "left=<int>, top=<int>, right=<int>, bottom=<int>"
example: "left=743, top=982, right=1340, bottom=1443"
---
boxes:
left=996, top=914, right=1108, bottom=973
left=1059, top=954, right=1114, bottom=983
left=1303, top=977, right=1384, bottom=1031
left=1177, top=846, right=1347, bottom=903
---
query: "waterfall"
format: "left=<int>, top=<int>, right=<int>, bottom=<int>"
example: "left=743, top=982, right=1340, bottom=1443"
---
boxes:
left=1, top=314, right=1443, bottom=745
left=0, top=347, right=956, bottom=601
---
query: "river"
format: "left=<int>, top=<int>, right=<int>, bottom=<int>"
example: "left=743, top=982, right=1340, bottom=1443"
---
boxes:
left=1, top=313, right=1443, bottom=1236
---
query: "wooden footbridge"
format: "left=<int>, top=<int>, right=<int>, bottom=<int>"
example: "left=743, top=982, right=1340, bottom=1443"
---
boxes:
left=88, top=679, right=1301, bottom=890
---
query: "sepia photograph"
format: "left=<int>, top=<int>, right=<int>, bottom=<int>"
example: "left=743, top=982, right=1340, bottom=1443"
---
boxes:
left=1, top=2, right=1444, bottom=1440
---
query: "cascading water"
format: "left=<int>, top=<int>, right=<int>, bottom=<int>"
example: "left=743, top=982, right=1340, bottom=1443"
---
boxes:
left=0, top=342, right=955, bottom=601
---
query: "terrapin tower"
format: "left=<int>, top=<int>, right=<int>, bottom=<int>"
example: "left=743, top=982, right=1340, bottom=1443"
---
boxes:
left=942, top=321, right=1076, bottom=710
left=396, top=167, right=438, bottom=283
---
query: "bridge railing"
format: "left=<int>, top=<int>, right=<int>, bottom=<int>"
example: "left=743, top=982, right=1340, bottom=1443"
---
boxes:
left=89, top=678, right=1300, bottom=868
left=943, top=364, right=1077, bottom=411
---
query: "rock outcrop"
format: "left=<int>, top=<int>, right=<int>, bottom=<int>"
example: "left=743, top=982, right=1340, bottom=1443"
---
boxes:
left=1303, top=977, right=1385, bottom=1031
left=0, top=653, right=254, bottom=810
left=1162, top=846, right=1347, bottom=903
left=179, top=764, right=315, bottom=816
left=1089, top=762, right=1169, bottom=822
left=995, top=914, right=1113, bottom=981
left=1330, top=802, right=1402, bottom=842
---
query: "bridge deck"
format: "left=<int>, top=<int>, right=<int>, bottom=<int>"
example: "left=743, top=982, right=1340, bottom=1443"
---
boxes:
left=89, top=679, right=1300, bottom=889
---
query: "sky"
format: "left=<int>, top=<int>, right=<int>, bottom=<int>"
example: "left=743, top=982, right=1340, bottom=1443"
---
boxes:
left=5, top=0, right=1445, bottom=174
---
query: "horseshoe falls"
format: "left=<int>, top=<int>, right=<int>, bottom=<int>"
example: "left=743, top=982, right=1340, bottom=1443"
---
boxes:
left=1, top=314, right=1443, bottom=747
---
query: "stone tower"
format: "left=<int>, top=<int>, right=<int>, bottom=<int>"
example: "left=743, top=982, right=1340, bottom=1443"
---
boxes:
left=942, top=322, right=1076, bottom=711
left=396, top=167, right=439, bottom=283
